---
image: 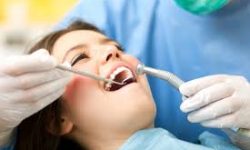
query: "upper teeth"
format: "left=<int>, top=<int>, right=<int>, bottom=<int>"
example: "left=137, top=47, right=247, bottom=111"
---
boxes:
left=110, top=66, right=132, bottom=81
left=105, top=66, right=133, bottom=90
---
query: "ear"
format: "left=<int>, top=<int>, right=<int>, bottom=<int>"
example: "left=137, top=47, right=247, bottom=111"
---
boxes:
left=59, top=114, right=74, bottom=135
left=47, top=113, right=74, bottom=136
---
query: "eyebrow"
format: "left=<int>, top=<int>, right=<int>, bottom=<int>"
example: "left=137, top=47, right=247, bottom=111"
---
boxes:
left=100, top=38, right=116, bottom=45
left=62, top=44, right=87, bottom=62
left=62, top=38, right=118, bottom=62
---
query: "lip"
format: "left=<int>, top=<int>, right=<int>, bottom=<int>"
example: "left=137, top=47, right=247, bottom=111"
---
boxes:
left=105, top=62, right=136, bottom=81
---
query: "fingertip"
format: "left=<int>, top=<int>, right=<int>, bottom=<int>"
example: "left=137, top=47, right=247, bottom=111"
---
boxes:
left=187, top=115, right=194, bottom=123
left=180, top=103, right=192, bottom=113
left=38, top=54, right=58, bottom=69
left=32, top=49, right=57, bottom=67
left=32, top=49, right=49, bottom=56
left=180, top=104, right=187, bottom=113
left=62, top=61, right=72, bottom=68
left=180, top=102, right=186, bottom=112
left=179, top=83, right=192, bottom=96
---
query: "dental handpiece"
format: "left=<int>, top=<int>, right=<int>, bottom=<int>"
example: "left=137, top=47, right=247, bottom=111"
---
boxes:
left=136, top=64, right=249, bottom=134
left=138, top=64, right=250, bottom=135
left=136, top=64, right=185, bottom=90
left=56, top=65, right=123, bottom=85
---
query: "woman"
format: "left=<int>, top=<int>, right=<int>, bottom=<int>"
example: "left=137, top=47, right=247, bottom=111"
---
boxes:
left=14, top=20, right=239, bottom=150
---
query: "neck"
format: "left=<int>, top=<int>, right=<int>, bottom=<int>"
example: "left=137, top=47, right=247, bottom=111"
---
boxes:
left=75, top=130, right=134, bottom=150
left=73, top=124, right=154, bottom=150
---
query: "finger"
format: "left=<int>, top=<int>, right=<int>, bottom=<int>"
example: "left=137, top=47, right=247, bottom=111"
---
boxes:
left=13, top=88, right=65, bottom=121
left=179, top=75, right=229, bottom=97
left=31, top=48, right=49, bottom=56
left=14, top=76, right=71, bottom=103
left=30, top=88, right=65, bottom=115
left=187, top=97, right=239, bottom=123
left=1, top=49, right=57, bottom=76
left=0, top=75, right=15, bottom=91
left=201, top=113, right=238, bottom=129
left=180, top=82, right=234, bottom=113
left=14, top=69, right=71, bottom=90
left=0, top=69, right=70, bottom=92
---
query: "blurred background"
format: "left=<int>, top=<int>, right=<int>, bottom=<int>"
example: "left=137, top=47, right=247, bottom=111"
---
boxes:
left=0, top=0, right=77, bottom=57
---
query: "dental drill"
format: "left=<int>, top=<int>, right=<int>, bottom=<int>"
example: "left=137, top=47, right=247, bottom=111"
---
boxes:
left=136, top=63, right=185, bottom=90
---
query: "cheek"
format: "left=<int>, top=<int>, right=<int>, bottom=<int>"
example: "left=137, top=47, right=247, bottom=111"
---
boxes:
left=122, top=54, right=140, bottom=67
left=63, top=62, right=97, bottom=104
left=63, top=75, right=93, bottom=104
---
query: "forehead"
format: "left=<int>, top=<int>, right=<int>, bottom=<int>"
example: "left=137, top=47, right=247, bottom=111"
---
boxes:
left=54, top=30, right=107, bottom=50
left=52, top=30, right=107, bottom=58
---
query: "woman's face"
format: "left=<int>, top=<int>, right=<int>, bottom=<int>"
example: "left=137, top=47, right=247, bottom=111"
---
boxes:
left=52, top=30, right=156, bottom=136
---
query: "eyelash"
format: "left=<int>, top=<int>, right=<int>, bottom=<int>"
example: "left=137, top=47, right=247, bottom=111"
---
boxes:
left=70, top=45, right=124, bottom=66
left=71, top=53, right=89, bottom=66
left=116, top=45, right=124, bottom=51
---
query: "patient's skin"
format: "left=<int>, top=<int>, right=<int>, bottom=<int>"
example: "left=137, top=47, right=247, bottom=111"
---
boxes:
left=51, top=30, right=156, bottom=150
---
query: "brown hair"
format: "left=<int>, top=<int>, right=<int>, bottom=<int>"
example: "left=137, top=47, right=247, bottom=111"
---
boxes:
left=15, top=20, right=102, bottom=150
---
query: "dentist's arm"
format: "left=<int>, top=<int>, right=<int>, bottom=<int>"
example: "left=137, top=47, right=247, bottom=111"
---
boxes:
left=179, top=75, right=250, bottom=149
left=0, top=49, right=71, bottom=147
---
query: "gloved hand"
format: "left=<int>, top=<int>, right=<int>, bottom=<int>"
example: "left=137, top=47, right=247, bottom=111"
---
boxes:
left=0, top=49, right=71, bottom=146
left=179, top=75, right=250, bottom=129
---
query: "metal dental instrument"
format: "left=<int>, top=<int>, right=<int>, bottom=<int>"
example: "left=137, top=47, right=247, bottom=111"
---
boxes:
left=136, top=64, right=187, bottom=99
left=136, top=64, right=185, bottom=90
left=56, top=65, right=123, bottom=85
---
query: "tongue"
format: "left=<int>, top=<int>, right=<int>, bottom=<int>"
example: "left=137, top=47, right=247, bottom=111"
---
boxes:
left=109, top=78, right=134, bottom=91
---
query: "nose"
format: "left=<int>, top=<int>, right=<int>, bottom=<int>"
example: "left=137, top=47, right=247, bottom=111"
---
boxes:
left=100, top=46, right=120, bottom=64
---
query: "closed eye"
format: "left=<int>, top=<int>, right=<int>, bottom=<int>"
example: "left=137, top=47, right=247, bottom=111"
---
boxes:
left=115, top=45, right=125, bottom=52
left=71, top=53, right=89, bottom=66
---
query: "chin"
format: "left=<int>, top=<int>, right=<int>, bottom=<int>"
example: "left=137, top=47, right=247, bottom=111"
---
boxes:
left=116, top=95, right=156, bottom=132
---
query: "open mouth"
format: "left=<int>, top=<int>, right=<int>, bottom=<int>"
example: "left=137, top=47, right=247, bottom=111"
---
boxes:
left=104, top=66, right=136, bottom=91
